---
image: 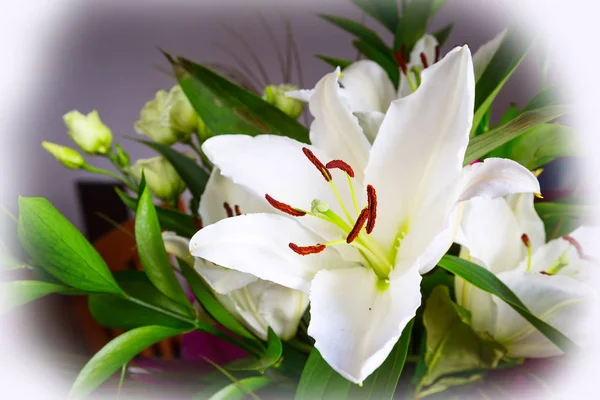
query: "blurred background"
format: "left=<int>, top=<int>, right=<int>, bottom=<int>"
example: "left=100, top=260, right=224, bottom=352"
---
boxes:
left=0, top=0, right=570, bottom=396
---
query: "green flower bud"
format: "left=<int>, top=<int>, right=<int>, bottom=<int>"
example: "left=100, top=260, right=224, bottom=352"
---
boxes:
left=42, top=141, right=85, bottom=169
left=134, top=85, right=197, bottom=146
left=63, top=110, right=113, bottom=154
left=131, top=156, right=186, bottom=205
left=114, top=143, right=130, bottom=168
left=195, top=115, right=213, bottom=143
left=263, top=84, right=304, bottom=119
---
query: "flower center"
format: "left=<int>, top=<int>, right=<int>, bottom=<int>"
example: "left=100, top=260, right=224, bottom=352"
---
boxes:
left=265, top=147, right=393, bottom=280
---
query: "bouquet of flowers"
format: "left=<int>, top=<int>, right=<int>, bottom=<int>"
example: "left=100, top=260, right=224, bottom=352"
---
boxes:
left=3, top=0, right=594, bottom=398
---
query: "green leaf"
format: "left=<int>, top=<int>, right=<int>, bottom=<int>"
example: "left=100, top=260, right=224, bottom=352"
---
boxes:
left=135, top=185, right=194, bottom=314
left=296, top=348, right=350, bottom=400
left=464, top=105, right=569, bottom=165
left=432, top=23, right=453, bottom=47
left=115, top=188, right=197, bottom=238
left=205, top=376, right=271, bottom=400
left=432, top=0, right=447, bottom=15
left=320, top=14, right=390, bottom=53
left=226, top=327, right=282, bottom=371
left=437, top=255, right=579, bottom=355
left=522, top=85, right=562, bottom=112
left=494, top=124, right=577, bottom=169
left=353, top=40, right=399, bottom=87
left=471, top=27, right=534, bottom=137
left=0, top=240, right=24, bottom=270
left=416, top=286, right=505, bottom=397
left=1, top=280, right=73, bottom=313
left=179, top=261, right=257, bottom=341
left=89, top=271, right=194, bottom=330
left=69, top=325, right=188, bottom=398
left=351, top=0, right=399, bottom=32
left=498, top=103, right=521, bottom=127
left=348, top=319, right=414, bottom=400
left=165, top=53, right=309, bottom=143
left=17, top=197, right=122, bottom=295
left=394, top=0, right=435, bottom=53
left=138, top=140, right=209, bottom=200
left=534, top=202, right=595, bottom=220
left=316, top=55, right=353, bottom=70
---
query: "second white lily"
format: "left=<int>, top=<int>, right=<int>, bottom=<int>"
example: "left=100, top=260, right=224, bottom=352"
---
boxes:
left=189, top=46, right=540, bottom=383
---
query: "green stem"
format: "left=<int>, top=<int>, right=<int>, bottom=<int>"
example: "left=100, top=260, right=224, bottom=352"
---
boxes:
left=117, top=363, right=127, bottom=398
left=189, top=140, right=212, bottom=171
left=287, top=338, right=313, bottom=354
left=83, top=164, right=131, bottom=186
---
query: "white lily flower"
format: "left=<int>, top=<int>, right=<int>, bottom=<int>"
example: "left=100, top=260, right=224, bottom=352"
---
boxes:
left=189, top=46, right=540, bottom=383
left=162, top=169, right=308, bottom=341
left=288, top=31, right=507, bottom=143
left=455, top=193, right=597, bottom=358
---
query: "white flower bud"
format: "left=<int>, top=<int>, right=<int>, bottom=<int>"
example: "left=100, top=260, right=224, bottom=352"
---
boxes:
left=135, top=85, right=197, bottom=146
left=42, top=141, right=85, bottom=169
left=131, top=156, right=186, bottom=204
left=264, top=84, right=304, bottom=119
left=63, top=110, right=112, bottom=155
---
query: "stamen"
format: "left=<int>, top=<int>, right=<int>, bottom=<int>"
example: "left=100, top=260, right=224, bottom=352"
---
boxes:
left=521, top=234, right=532, bottom=272
left=420, top=52, right=429, bottom=68
left=234, top=205, right=242, bottom=216
left=194, top=215, right=203, bottom=229
left=289, top=242, right=326, bottom=255
left=435, top=45, right=440, bottom=63
left=223, top=202, right=233, bottom=218
left=347, top=208, right=369, bottom=244
left=265, top=194, right=306, bottom=217
left=563, top=235, right=586, bottom=260
left=366, top=185, right=377, bottom=234
left=393, top=47, right=408, bottom=75
left=326, top=160, right=355, bottom=178
left=521, top=234, right=530, bottom=247
left=302, top=147, right=332, bottom=182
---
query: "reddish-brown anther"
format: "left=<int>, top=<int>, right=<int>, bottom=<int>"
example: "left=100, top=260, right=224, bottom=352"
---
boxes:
left=234, top=205, right=242, bottom=216
left=563, top=235, right=586, bottom=260
left=194, top=215, right=203, bottom=229
left=366, top=185, right=377, bottom=234
left=302, top=147, right=332, bottom=181
left=521, top=233, right=531, bottom=248
left=394, top=49, right=408, bottom=75
left=265, top=194, right=306, bottom=217
left=325, top=160, right=355, bottom=178
left=223, top=202, right=234, bottom=218
left=420, top=52, right=429, bottom=68
left=347, top=208, right=370, bottom=244
left=289, top=243, right=327, bottom=255
left=435, top=45, right=441, bottom=63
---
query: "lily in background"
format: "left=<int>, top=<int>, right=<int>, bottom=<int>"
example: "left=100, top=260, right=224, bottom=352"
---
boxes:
left=189, top=46, right=540, bottom=383
left=288, top=30, right=506, bottom=143
left=162, top=169, right=308, bottom=341
left=456, top=192, right=597, bottom=358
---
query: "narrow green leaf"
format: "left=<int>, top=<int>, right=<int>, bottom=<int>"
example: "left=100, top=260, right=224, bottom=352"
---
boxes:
left=17, top=197, right=122, bottom=295
left=432, top=23, right=453, bottom=47
left=1, top=280, right=72, bottom=313
left=498, top=103, right=521, bottom=127
left=179, top=261, right=257, bottom=341
left=138, top=140, right=209, bottom=200
left=115, top=188, right=197, bottom=238
left=432, top=0, right=447, bottom=15
left=351, top=0, right=399, bottom=32
left=348, top=319, right=414, bottom=400
left=417, top=286, right=505, bottom=397
left=69, top=325, right=188, bottom=398
left=534, top=202, right=596, bottom=220
left=437, top=255, right=579, bottom=355
left=165, top=53, right=309, bottom=143
left=296, top=348, right=350, bottom=400
left=227, top=327, right=282, bottom=371
left=394, top=0, right=435, bottom=53
left=522, top=85, right=562, bottom=112
left=315, top=55, right=353, bottom=70
left=471, top=27, right=534, bottom=136
left=320, top=14, right=390, bottom=53
left=464, top=105, right=568, bottom=165
left=89, top=271, right=194, bottom=330
left=353, top=40, right=399, bottom=87
left=135, top=186, right=194, bottom=313
left=206, top=376, right=271, bottom=400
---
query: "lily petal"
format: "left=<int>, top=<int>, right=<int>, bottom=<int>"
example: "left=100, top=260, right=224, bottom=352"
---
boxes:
left=258, top=282, right=309, bottom=340
left=505, top=192, right=546, bottom=250
left=354, top=111, right=385, bottom=144
left=408, top=34, right=439, bottom=68
left=308, top=67, right=371, bottom=180
left=473, top=29, right=508, bottom=81
left=285, top=89, right=314, bottom=103
left=194, top=258, right=259, bottom=294
left=200, top=168, right=272, bottom=226
left=308, top=266, right=421, bottom=384
left=189, top=213, right=345, bottom=293
left=162, top=231, right=194, bottom=266
left=492, top=270, right=593, bottom=358
left=338, top=60, right=396, bottom=113
left=457, top=158, right=540, bottom=203
left=364, top=46, right=474, bottom=253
